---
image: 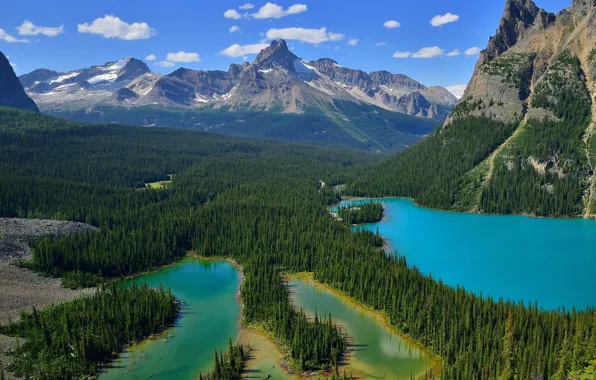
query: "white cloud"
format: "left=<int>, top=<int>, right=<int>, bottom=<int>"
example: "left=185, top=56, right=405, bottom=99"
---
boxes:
left=430, top=13, right=459, bottom=27
left=412, top=46, right=444, bottom=58
left=266, top=27, right=343, bottom=44
left=465, top=46, right=481, bottom=55
left=78, top=15, right=156, bottom=40
left=229, top=25, right=240, bottom=33
left=383, top=20, right=400, bottom=29
left=220, top=43, right=269, bottom=57
left=17, top=20, right=64, bottom=37
left=446, top=49, right=460, bottom=56
left=252, top=3, right=307, bottom=19
left=393, top=51, right=410, bottom=58
left=155, top=61, right=174, bottom=67
left=0, top=28, right=29, bottom=43
left=446, top=85, right=466, bottom=99
left=145, top=54, right=156, bottom=61
left=334, top=46, right=340, bottom=50
left=375, top=42, right=387, bottom=46
left=239, top=3, right=254, bottom=9
left=347, top=38, right=358, bottom=46
left=224, top=9, right=243, bottom=20
left=166, top=51, right=201, bottom=62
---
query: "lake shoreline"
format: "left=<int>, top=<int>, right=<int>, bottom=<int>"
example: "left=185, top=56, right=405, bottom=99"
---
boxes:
left=340, top=194, right=591, bottom=220
left=287, top=272, right=443, bottom=379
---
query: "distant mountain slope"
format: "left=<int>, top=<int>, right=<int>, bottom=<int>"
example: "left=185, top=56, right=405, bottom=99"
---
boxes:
left=351, top=0, right=596, bottom=217
left=50, top=101, right=438, bottom=153
left=0, top=52, right=38, bottom=112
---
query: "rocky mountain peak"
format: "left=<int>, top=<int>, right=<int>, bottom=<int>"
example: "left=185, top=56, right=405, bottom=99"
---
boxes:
left=0, top=51, right=39, bottom=112
left=253, top=39, right=299, bottom=71
left=484, top=0, right=555, bottom=60
left=116, top=57, right=150, bottom=82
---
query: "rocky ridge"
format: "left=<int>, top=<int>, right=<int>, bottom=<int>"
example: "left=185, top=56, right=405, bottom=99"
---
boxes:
left=19, top=40, right=457, bottom=122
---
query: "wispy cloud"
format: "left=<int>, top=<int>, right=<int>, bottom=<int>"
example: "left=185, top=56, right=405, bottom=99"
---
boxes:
left=347, top=38, right=358, bottom=46
left=446, top=85, right=466, bottom=99
left=145, top=54, right=156, bottom=61
left=229, top=25, right=240, bottom=33
left=266, top=27, right=343, bottom=44
left=393, top=51, right=410, bottom=58
left=252, top=3, right=307, bottom=19
left=446, top=49, right=460, bottom=56
left=430, top=13, right=459, bottom=27
left=166, top=51, right=200, bottom=62
left=239, top=3, right=254, bottom=9
left=464, top=47, right=481, bottom=55
left=383, top=20, right=400, bottom=29
left=17, top=20, right=64, bottom=37
left=0, top=28, right=29, bottom=43
left=412, top=46, right=444, bottom=58
left=224, top=9, right=243, bottom=20
left=155, top=61, right=174, bottom=67
left=220, top=43, right=269, bottom=57
left=78, top=15, right=156, bottom=40
left=375, top=42, right=387, bottom=46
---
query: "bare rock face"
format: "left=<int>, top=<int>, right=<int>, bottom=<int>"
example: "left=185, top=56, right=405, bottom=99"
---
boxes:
left=484, top=0, right=556, bottom=60
left=446, top=0, right=595, bottom=125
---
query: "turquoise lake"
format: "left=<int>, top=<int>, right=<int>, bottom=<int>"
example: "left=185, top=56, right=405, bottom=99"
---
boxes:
left=100, top=258, right=239, bottom=379
left=341, top=198, right=596, bottom=310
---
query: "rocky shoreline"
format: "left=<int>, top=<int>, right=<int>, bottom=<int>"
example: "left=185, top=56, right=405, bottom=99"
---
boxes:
left=0, top=218, right=99, bottom=377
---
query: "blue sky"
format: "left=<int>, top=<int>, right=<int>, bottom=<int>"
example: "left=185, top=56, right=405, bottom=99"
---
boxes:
left=1, top=0, right=571, bottom=95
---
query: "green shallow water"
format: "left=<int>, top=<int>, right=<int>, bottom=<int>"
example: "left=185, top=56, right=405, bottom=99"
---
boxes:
left=289, top=276, right=436, bottom=380
left=100, top=257, right=239, bottom=379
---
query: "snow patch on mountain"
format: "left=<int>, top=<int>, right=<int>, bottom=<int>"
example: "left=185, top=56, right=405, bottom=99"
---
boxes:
left=49, top=72, right=79, bottom=84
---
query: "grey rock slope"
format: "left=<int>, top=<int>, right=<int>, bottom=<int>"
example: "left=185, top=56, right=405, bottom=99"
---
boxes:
left=447, top=0, right=595, bottom=125
left=21, top=40, right=457, bottom=122
left=0, top=51, right=39, bottom=112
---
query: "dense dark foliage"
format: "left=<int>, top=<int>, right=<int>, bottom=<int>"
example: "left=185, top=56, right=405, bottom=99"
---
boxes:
left=1, top=107, right=595, bottom=378
left=337, top=201, right=383, bottom=224
left=348, top=117, right=517, bottom=209
left=0, top=284, right=178, bottom=379
left=201, top=339, right=245, bottom=380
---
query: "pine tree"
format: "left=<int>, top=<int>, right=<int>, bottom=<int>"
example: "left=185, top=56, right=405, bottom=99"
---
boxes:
left=501, top=310, right=516, bottom=380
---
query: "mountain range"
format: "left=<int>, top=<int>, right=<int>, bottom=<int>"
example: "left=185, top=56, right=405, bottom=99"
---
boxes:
left=2, top=40, right=460, bottom=152
left=19, top=40, right=456, bottom=121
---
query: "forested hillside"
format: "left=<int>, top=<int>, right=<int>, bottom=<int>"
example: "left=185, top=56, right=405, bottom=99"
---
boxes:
left=1, top=107, right=595, bottom=378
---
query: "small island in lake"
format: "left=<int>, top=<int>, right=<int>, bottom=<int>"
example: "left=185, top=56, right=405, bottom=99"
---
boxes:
left=338, top=202, right=383, bottom=225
